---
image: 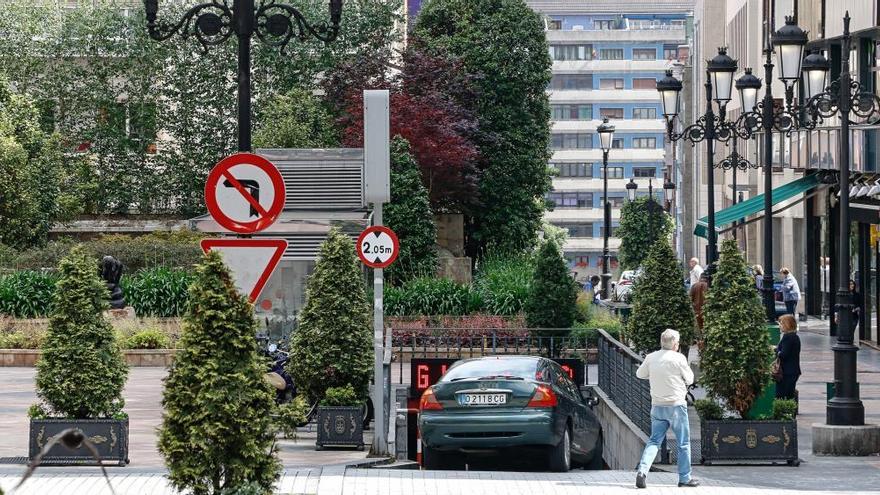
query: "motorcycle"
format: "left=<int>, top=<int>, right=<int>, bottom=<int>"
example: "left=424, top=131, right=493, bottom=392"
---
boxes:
left=262, top=341, right=296, bottom=405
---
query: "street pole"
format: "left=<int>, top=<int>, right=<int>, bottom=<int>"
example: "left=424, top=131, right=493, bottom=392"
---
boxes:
left=704, top=73, right=718, bottom=272
left=761, top=48, right=776, bottom=322
left=827, top=14, right=865, bottom=426
left=372, top=203, right=388, bottom=453
left=235, top=0, right=253, bottom=152
left=731, top=139, right=738, bottom=240
left=601, top=149, right=611, bottom=300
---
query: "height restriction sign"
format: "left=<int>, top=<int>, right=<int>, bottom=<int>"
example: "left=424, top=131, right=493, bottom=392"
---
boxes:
left=356, top=226, right=399, bottom=269
left=205, top=152, right=285, bottom=234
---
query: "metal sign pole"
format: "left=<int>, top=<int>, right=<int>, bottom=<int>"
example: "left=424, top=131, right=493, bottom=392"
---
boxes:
left=372, top=203, right=387, bottom=455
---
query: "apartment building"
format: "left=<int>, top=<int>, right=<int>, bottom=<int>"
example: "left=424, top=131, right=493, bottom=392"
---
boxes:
left=527, top=0, right=694, bottom=280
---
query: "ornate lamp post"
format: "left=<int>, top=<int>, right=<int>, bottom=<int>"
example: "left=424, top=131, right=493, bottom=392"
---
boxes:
left=657, top=47, right=738, bottom=278
left=143, top=0, right=344, bottom=152
left=597, top=118, right=615, bottom=300
left=716, top=137, right=758, bottom=239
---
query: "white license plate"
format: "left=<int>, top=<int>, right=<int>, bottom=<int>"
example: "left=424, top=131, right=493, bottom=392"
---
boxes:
left=459, top=393, right=507, bottom=406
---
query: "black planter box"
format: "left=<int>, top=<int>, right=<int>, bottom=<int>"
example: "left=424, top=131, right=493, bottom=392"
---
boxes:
left=29, top=418, right=129, bottom=466
left=316, top=406, right=364, bottom=450
left=700, top=419, right=798, bottom=465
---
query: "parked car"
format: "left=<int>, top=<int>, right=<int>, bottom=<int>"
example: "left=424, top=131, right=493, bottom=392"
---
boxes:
left=612, top=269, right=641, bottom=302
left=418, top=356, right=603, bottom=472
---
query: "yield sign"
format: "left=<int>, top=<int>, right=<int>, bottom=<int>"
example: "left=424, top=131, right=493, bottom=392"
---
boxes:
left=205, top=153, right=286, bottom=234
left=356, top=226, right=399, bottom=269
left=200, top=238, right=287, bottom=303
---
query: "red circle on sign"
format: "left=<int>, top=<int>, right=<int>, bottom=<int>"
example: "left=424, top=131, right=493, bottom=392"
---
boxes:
left=204, top=153, right=285, bottom=234
left=356, top=226, right=400, bottom=269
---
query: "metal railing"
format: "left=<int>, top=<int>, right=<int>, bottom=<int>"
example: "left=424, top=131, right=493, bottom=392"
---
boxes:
left=597, top=329, right=653, bottom=436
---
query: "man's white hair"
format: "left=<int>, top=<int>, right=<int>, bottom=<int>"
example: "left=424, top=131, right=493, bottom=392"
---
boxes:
left=660, top=329, right=680, bottom=350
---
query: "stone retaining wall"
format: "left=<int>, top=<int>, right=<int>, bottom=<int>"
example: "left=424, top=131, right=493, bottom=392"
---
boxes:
left=0, top=349, right=177, bottom=367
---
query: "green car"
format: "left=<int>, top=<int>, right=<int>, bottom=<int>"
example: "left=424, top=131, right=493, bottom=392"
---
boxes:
left=418, top=356, right=603, bottom=471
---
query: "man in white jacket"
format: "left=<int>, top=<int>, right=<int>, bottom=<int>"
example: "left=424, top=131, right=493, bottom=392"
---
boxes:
left=634, top=329, right=698, bottom=489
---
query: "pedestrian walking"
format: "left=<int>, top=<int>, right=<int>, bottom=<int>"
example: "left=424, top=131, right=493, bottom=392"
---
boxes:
left=688, top=258, right=703, bottom=287
left=753, top=264, right=764, bottom=291
left=774, top=314, right=801, bottom=401
left=780, top=267, right=800, bottom=316
left=820, top=257, right=830, bottom=318
left=689, top=273, right=709, bottom=351
left=584, top=275, right=601, bottom=304
left=634, top=329, right=698, bottom=489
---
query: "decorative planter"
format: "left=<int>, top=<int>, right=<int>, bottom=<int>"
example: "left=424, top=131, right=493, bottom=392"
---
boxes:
left=316, top=406, right=364, bottom=450
left=700, top=419, right=798, bottom=466
left=29, top=418, right=129, bottom=466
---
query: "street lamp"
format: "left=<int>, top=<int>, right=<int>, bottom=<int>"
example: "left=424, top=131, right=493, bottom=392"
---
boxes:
left=716, top=137, right=758, bottom=239
left=597, top=117, right=615, bottom=300
left=736, top=68, right=762, bottom=114
left=773, top=16, right=808, bottom=98
left=626, top=178, right=638, bottom=202
left=143, top=0, right=344, bottom=152
left=663, top=180, right=676, bottom=212
left=708, top=47, right=737, bottom=107
left=802, top=50, right=830, bottom=100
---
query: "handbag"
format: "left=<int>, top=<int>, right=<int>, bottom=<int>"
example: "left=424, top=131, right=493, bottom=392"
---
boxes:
left=771, top=357, right=783, bottom=382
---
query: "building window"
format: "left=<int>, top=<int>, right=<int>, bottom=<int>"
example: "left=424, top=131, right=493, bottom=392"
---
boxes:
left=632, top=167, right=657, bottom=178
left=551, top=104, right=592, bottom=120
left=599, top=48, right=624, bottom=60
left=611, top=138, right=624, bottom=149
left=599, top=167, right=624, bottom=179
left=547, top=191, right=594, bottom=208
left=632, top=48, right=657, bottom=60
left=632, top=107, right=657, bottom=119
left=555, top=223, right=594, bottom=237
left=595, top=20, right=618, bottom=30
left=573, top=255, right=590, bottom=267
left=600, top=108, right=624, bottom=119
left=632, top=137, right=657, bottom=149
left=551, top=133, right=592, bottom=150
left=599, top=78, right=625, bottom=90
left=549, top=74, right=593, bottom=90
left=599, top=226, right=621, bottom=237
left=663, top=44, right=679, bottom=60
left=550, top=44, right=593, bottom=61
left=632, top=78, right=658, bottom=90
left=548, top=19, right=562, bottom=30
left=553, top=162, right=593, bottom=177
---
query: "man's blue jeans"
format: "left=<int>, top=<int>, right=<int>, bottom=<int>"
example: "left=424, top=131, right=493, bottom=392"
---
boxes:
left=637, top=404, right=691, bottom=483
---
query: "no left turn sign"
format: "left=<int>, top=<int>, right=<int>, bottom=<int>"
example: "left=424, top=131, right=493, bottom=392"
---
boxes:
left=205, top=153, right=285, bottom=234
left=357, top=226, right=399, bottom=269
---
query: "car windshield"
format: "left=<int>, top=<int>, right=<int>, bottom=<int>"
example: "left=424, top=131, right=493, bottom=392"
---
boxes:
left=441, top=358, right=539, bottom=382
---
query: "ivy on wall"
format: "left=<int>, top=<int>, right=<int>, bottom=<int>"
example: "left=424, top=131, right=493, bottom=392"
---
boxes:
left=0, top=0, right=402, bottom=217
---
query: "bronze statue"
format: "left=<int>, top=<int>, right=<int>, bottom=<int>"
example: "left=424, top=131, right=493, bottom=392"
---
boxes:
left=100, top=256, right=126, bottom=310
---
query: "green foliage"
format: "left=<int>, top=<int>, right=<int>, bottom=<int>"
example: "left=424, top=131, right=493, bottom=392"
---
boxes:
left=627, top=240, right=695, bottom=354
left=416, top=0, right=552, bottom=253
left=574, top=292, right=591, bottom=324
left=122, top=267, right=194, bottom=317
left=124, top=328, right=171, bottom=350
left=34, top=245, right=128, bottom=419
left=289, top=228, right=373, bottom=403
left=0, top=327, right=45, bottom=349
left=617, top=197, right=673, bottom=270
left=321, top=385, right=360, bottom=407
left=385, top=137, right=438, bottom=285
left=158, top=251, right=279, bottom=495
left=474, top=253, right=534, bottom=315
left=701, top=239, right=773, bottom=418
left=273, top=396, right=309, bottom=439
left=385, top=277, right=483, bottom=316
left=694, top=399, right=724, bottom=421
left=525, top=241, right=578, bottom=329
left=0, top=271, right=58, bottom=317
left=253, top=87, right=339, bottom=148
left=772, top=399, right=798, bottom=421
left=27, top=404, right=48, bottom=419
left=0, top=1, right=401, bottom=216
left=569, top=322, right=620, bottom=347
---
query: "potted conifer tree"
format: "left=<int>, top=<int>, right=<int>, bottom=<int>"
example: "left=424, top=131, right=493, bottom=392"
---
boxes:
left=697, top=239, right=798, bottom=465
left=289, top=228, right=372, bottom=450
left=29, top=246, right=130, bottom=465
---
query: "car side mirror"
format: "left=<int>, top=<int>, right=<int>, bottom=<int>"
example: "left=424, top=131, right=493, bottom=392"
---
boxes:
left=585, top=396, right=599, bottom=408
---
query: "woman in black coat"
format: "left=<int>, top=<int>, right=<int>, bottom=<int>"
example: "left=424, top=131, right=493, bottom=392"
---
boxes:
left=775, top=314, right=801, bottom=400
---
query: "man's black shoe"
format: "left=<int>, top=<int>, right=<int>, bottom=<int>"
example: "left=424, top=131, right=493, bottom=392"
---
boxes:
left=635, top=472, right=646, bottom=489
left=678, top=479, right=700, bottom=487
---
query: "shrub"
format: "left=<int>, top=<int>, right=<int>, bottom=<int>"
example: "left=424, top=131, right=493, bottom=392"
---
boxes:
left=0, top=328, right=44, bottom=349
left=273, top=396, right=309, bottom=439
left=385, top=277, right=483, bottom=316
left=289, top=228, right=373, bottom=404
left=772, top=399, right=798, bottom=421
left=124, top=328, right=171, bottom=349
left=569, top=322, right=620, bottom=347
left=321, top=385, right=360, bottom=407
left=34, top=245, right=128, bottom=419
left=0, top=270, right=58, bottom=317
left=574, top=292, right=591, bottom=323
left=617, top=196, right=673, bottom=270
left=385, top=136, right=438, bottom=286
left=475, top=253, right=533, bottom=315
left=627, top=240, right=695, bottom=354
left=701, top=239, right=773, bottom=418
left=589, top=308, right=625, bottom=336
left=694, top=399, right=724, bottom=421
left=525, top=241, right=578, bottom=329
left=122, top=267, right=193, bottom=317
left=158, top=251, right=280, bottom=495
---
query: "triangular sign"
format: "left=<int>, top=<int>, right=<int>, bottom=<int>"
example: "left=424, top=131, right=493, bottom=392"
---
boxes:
left=200, top=238, right=287, bottom=303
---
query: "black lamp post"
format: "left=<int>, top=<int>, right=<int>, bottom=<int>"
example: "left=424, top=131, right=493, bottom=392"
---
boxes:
left=657, top=47, right=738, bottom=279
left=798, top=13, right=880, bottom=426
left=598, top=117, right=615, bottom=300
left=716, top=137, right=758, bottom=239
left=143, top=0, right=344, bottom=152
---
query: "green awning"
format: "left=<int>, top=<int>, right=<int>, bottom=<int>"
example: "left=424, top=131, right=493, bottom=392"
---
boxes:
left=694, top=174, right=821, bottom=238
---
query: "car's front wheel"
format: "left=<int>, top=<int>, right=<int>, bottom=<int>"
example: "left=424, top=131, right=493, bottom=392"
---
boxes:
left=547, top=428, right=571, bottom=472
